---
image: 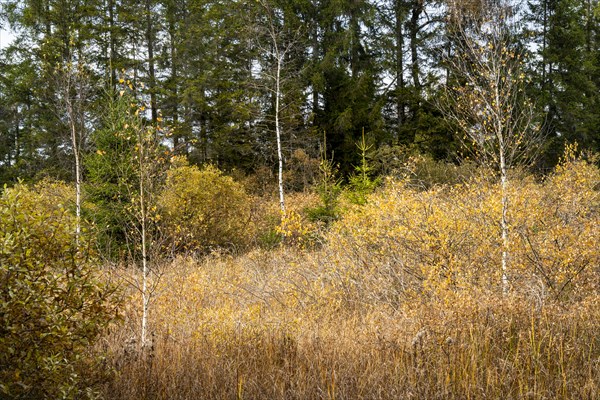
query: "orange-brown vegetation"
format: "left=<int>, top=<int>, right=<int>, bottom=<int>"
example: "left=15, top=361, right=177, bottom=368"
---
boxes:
left=99, top=158, right=599, bottom=399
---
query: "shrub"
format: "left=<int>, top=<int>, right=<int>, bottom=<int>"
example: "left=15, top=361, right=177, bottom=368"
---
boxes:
left=277, top=210, right=318, bottom=248
left=250, top=191, right=321, bottom=249
left=32, top=178, right=77, bottom=209
left=158, top=164, right=253, bottom=253
left=511, top=158, right=600, bottom=301
left=284, top=149, right=320, bottom=192
left=327, top=160, right=600, bottom=306
left=0, top=183, right=118, bottom=399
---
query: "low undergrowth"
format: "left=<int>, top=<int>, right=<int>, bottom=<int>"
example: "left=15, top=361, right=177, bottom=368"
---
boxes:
left=99, top=159, right=599, bottom=399
left=102, top=251, right=599, bottom=400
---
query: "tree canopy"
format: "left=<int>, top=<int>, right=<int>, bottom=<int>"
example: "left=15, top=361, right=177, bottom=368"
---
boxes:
left=0, top=0, right=598, bottom=184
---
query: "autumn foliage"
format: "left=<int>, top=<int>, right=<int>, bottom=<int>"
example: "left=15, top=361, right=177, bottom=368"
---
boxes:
left=0, top=183, right=118, bottom=399
left=100, top=157, right=599, bottom=399
left=158, top=163, right=253, bottom=253
left=329, top=158, right=600, bottom=304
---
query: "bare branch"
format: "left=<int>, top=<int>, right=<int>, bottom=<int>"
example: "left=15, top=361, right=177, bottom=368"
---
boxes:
left=437, top=2, right=543, bottom=294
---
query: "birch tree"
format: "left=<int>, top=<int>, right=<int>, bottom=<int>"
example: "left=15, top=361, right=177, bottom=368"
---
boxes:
left=440, top=2, right=542, bottom=294
left=55, top=61, right=92, bottom=246
left=252, top=0, right=301, bottom=214
left=86, top=88, right=165, bottom=350
left=126, top=95, right=165, bottom=350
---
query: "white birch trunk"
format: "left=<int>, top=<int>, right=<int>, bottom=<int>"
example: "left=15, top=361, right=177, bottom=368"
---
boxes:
left=139, top=134, right=149, bottom=348
left=496, top=75, right=509, bottom=296
left=69, top=109, right=81, bottom=246
left=500, top=152, right=509, bottom=296
left=275, top=53, right=285, bottom=214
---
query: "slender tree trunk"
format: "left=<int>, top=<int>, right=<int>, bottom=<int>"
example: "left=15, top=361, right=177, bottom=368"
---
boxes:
left=312, top=24, right=319, bottom=115
left=275, top=53, right=285, bottom=213
left=585, top=0, right=592, bottom=53
left=69, top=108, right=82, bottom=245
left=25, top=100, right=31, bottom=160
left=14, top=110, right=20, bottom=165
left=350, top=8, right=361, bottom=79
left=108, top=0, right=117, bottom=89
left=500, top=148, right=509, bottom=295
left=200, top=114, right=208, bottom=161
left=60, top=65, right=86, bottom=249
left=409, top=0, right=422, bottom=92
left=541, top=0, right=547, bottom=89
left=168, top=16, right=180, bottom=149
left=494, top=69, right=510, bottom=295
left=138, top=130, right=149, bottom=348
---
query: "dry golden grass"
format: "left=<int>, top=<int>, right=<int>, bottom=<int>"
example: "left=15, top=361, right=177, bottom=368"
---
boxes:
left=100, top=252, right=599, bottom=399
left=99, top=161, right=600, bottom=400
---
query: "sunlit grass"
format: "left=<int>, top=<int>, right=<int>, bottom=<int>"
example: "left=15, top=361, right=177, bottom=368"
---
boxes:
left=100, top=160, right=600, bottom=399
left=101, top=251, right=599, bottom=399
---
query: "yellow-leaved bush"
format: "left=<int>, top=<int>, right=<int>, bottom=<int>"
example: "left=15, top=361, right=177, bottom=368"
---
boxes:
left=511, top=158, right=600, bottom=301
left=158, top=164, right=253, bottom=253
left=0, top=183, right=118, bottom=399
left=326, top=159, right=600, bottom=306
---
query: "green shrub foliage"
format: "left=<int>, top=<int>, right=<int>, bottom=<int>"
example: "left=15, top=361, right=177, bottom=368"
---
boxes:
left=159, top=164, right=252, bottom=253
left=84, top=92, right=145, bottom=259
left=306, top=149, right=342, bottom=224
left=0, top=184, right=118, bottom=399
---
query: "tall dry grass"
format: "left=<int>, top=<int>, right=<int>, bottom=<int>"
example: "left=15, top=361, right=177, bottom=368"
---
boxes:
left=101, top=253, right=599, bottom=399
left=99, top=160, right=600, bottom=399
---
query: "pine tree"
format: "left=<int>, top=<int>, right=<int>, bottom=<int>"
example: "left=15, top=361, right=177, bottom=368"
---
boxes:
left=311, top=0, right=383, bottom=175
left=527, top=0, right=600, bottom=161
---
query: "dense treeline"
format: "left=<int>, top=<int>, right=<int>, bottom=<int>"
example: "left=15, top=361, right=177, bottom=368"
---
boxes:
left=0, top=0, right=598, bottom=185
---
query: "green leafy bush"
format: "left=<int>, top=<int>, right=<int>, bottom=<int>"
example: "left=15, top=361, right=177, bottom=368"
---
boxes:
left=159, top=164, right=253, bottom=253
left=0, top=183, right=118, bottom=399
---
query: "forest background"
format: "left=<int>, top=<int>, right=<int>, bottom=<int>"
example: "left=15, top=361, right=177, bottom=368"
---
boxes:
left=0, top=0, right=599, bottom=181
